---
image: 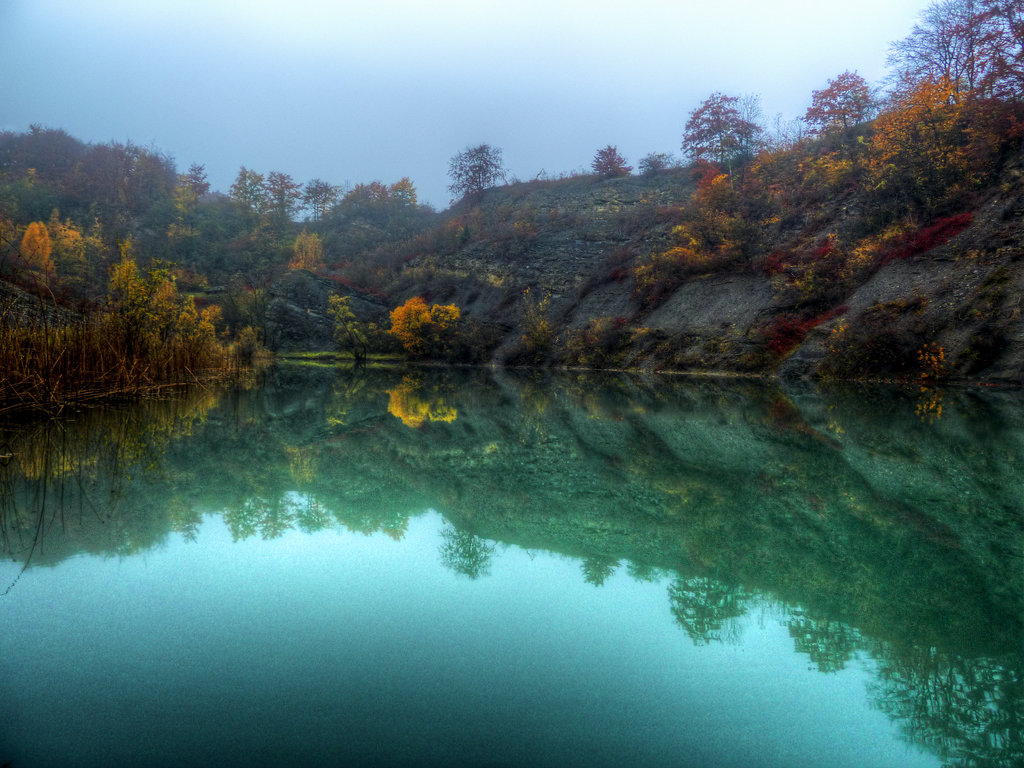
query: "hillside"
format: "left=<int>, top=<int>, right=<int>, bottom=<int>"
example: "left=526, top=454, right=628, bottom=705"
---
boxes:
left=5, top=66, right=1024, bottom=388
left=380, top=130, right=1024, bottom=383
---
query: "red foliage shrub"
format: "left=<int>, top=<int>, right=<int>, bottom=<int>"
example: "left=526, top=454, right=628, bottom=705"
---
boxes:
left=880, top=213, right=974, bottom=266
left=764, top=305, right=848, bottom=356
left=608, top=267, right=629, bottom=283
left=761, top=251, right=788, bottom=276
left=812, top=237, right=836, bottom=259
left=692, top=160, right=721, bottom=189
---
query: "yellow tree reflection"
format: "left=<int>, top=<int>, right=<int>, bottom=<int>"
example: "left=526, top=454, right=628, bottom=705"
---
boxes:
left=386, top=375, right=457, bottom=428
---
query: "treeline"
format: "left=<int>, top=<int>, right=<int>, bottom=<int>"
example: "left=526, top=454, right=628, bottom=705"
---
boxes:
left=0, top=127, right=443, bottom=408
left=0, top=130, right=437, bottom=305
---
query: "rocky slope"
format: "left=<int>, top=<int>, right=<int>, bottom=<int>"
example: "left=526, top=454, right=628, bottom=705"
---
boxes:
left=262, top=150, right=1024, bottom=382
left=265, top=269, right=388, bottom=351
left=398, top=156, right=1024, bottom=383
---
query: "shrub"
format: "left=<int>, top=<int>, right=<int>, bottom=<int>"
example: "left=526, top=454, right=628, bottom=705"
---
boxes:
left=565, top=316, right=632, bottom=368
left=763, top=305, right=848, bottom=357
left=879, top=212, right=974, bottom=266
left=388, top=296, right=462, bottom=358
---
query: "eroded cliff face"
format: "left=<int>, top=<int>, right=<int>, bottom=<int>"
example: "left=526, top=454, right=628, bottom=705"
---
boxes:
left=265, top=269, right=388, bottom=351
left=403, top=155, right=1024, bottom=382
left=781, top=166, right=1024, bottom=383
left=266, top=155, right=1024, bottom=381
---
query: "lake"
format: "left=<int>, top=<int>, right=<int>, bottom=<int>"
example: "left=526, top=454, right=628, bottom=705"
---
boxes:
left=1, top=365, right=1021, bottom=768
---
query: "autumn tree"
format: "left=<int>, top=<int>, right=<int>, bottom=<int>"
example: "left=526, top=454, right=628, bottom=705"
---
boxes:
left=20, top=221, right=55, bottom=279
left=389, top=177, right=418, bottom=206
left=889, top=0, right=994, bottom=97
left=168, top=163, right=210, bottom=252
left=302, top=178, right=339, bottom=221
left=182, top=163, right=210, bottom=202
left=869, top=76, right=983, bottom=213
left=230, top=167, right=268, bottom=222
left=389, top=296, right=461, bottom=357
left=174, top=163, right=210, bottom=220
left=107, top=249, right=221, bottom=365
left=591, top=145, right=632, bottom=177
left=682, top=92, right=763, bottom=174
left=290, top=230, right=324, bottom=271
left=447, top=144, right=507, bottom=201
left=47, top=211, right=86, bottom=289
left=327, top=294, right=368, bottom=362
left=803, top=71, right=876, bottom=135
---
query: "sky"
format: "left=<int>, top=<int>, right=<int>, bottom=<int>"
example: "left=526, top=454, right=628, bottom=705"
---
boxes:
left=2, top=0, right=932, bottom=209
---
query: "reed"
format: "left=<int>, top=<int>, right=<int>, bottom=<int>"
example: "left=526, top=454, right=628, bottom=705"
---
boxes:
left=0, top=302, right=247, bottom=414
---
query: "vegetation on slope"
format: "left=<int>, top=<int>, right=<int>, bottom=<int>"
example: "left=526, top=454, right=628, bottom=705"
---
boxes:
left=3, top=0, right=1024, bottom=389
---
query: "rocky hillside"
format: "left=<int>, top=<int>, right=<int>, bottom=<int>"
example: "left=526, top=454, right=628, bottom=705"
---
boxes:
left=380, top=147, right=1024, bottom=384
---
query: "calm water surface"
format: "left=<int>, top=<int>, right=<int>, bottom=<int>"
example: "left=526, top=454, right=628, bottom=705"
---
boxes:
left=1, top=366, right=1021, bottom=768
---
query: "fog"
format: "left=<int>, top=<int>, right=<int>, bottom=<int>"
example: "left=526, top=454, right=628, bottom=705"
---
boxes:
left=2, top=0, right=930, bottom=208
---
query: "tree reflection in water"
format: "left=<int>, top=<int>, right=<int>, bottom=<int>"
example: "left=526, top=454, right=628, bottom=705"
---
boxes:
left=439, top=523, right=496, bottom=579
left=668, top=576, right=749, bottom=646
left=0, top=364, right=1021, bottom=767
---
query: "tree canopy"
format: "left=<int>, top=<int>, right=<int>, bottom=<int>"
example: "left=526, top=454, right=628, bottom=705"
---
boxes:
left=447, top=144, right=507, bottom=202
left=681, top=92, right=762, bottom=171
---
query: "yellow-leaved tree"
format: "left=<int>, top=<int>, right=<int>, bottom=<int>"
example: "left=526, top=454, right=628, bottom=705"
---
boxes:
left=47, top=211, right=87, bottom=290
left=289, top=229, right=324, bottom=271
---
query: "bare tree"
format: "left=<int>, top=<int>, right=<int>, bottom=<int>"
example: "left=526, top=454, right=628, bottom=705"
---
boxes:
left=447, top=144, right=507, bottom=202
left=888, top=0, right=996, bottom=96
left=980, top=0, right=1024, bottom=98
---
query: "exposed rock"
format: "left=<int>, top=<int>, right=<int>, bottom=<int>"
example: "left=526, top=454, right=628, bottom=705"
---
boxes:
left=0, top=279, right=80, bottom=327
left=265, top=269, right=388, bottom=352
left=270, top=156, right=1024, bottom=382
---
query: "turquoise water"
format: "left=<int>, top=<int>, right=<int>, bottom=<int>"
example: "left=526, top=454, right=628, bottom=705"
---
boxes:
left=1, top=367, right=1020, bottom=767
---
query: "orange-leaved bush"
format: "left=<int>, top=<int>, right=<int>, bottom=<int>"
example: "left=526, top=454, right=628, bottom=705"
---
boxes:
left=388, top=296, right=461, bottom=357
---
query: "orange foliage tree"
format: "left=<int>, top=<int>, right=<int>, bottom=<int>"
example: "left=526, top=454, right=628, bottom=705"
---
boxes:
left=19, top=221, right=55, bottom=279
left=868, top=76, right=985, bottom=211
left=388, top=296, right=461, bottom=357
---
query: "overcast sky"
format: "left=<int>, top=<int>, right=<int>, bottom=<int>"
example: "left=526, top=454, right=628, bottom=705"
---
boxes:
left=2, top=0, right=930, bottom=209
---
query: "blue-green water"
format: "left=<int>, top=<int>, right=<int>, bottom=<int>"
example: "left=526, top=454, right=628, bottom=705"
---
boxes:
left=1, top=366, right=1021, bottom=768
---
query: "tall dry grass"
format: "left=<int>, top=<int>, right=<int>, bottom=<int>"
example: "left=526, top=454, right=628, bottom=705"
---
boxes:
left=0, top=301, right=249, bottom=414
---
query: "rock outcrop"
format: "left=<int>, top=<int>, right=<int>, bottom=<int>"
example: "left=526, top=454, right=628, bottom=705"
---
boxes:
left=265, top=269, right=388, bottom=352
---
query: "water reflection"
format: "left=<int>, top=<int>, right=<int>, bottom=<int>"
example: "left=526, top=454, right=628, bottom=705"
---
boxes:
left=1, top=365, right=1022, bottom=767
